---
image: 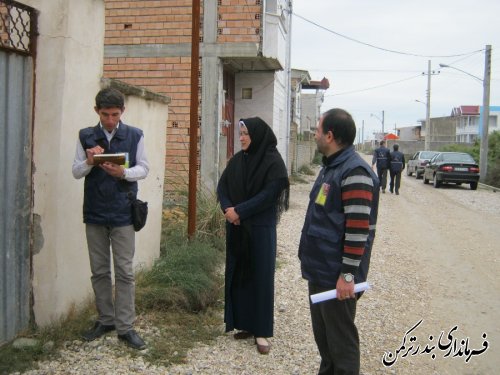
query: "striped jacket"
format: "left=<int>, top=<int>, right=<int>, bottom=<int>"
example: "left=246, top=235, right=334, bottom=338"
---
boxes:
left=299, top=146, right=380, bottom=288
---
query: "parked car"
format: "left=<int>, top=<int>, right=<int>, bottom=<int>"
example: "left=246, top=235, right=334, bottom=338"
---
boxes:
left=422, top=152, right=480, bottom=190
left=407, top=150, right=439, bottom=179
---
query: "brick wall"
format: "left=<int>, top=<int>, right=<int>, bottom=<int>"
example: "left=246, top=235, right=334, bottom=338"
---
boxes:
left=104, top=0, right=264, bottom=190
left=104, top=0, right=198, bottom=189
left=217, top=0, right=261, bottom=43
left=105, top=0, right=193, bottom=45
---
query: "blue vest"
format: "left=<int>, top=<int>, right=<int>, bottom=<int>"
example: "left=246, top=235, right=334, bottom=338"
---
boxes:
left=374, top=146, right=390, bottom=169
left=79, top=123, right=143, bottom=226
left=299, top=146, right=380, bottom=288
left=390, top=150, right=405, bottom=173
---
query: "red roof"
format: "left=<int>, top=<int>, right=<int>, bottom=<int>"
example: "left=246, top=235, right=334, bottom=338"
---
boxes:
left=384, top=133, right=399, bottom=140
left=452, top=105, right=480, bottom=116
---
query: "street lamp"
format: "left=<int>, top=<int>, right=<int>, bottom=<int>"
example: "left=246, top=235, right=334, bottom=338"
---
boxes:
left=438, top=64, right=483, bottom=82
left=439, top=44, right=492, bottom=181
left=370, top=110, right=385, bottom=140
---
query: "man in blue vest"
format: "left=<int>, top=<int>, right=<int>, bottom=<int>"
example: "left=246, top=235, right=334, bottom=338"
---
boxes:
left=371, top=140, right=391, bottom=193
left=72, top=87, right=149, bottom=350
left=299, top=108, right=379, bottom=374
left=389, top=143, right=405, bottom=195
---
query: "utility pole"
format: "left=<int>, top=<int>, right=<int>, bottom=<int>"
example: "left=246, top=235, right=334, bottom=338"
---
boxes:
left=425, top=60, right=431, bottom=151
left=381, top=110, right=385, bottom=137
left=362, top=120, right=365, bottom=146
left=187, top=0, right=200, bottom=238
left=480, top=44, right=491, bottom=182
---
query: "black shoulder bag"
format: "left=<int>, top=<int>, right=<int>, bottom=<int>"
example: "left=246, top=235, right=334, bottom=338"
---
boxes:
left=122, top=181, right=148, bottom=231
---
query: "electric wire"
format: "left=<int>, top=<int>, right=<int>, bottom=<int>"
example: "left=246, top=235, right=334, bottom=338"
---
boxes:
left=293, top=12, right=485, bottom=59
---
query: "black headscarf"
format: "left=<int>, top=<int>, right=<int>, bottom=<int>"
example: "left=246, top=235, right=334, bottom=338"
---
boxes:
left=223, top=117, right=289, bottom=219
left=219, top=117, right=289, bottom=281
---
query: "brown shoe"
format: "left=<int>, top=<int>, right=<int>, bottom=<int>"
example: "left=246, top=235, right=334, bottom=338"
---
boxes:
left=255, top=337, right=271, bottom=355
left=233, top=331, right=253, bottom=340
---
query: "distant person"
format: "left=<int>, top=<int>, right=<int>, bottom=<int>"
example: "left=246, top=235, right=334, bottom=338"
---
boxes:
left=72, top=87, right=149, bottom=350
left=389, top=143, right=405, bottom=195
left=217, top=117, right=289, bottom=355
left=299, top=108, right=379, bottom=374
left=372, top=140, right=391, bottom=193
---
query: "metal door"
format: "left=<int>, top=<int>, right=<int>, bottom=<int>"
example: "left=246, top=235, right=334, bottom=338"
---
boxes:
left=0, top=0, right=36, bottom=345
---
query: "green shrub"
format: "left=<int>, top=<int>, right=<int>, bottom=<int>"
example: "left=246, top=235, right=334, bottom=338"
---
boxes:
left=139, top=182, right=226, bottom=313
left=136, top=232, right=223, bottom=312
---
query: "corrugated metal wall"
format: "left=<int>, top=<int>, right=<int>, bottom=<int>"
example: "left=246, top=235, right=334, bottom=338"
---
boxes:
left=0, top=50, right=33, bottom=345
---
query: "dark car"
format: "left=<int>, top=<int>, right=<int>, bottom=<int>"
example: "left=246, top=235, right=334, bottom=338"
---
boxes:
left=422, top=152, right=480, bottom=190
left=406, top=150, right=439, bottom=179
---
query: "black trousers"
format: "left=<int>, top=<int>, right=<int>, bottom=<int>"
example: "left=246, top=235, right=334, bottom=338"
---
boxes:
left=389, top=170, right=402, bottom=193
left=309, top=283, right=360, bottom=375
left=376, top=167, right=388, bottom=190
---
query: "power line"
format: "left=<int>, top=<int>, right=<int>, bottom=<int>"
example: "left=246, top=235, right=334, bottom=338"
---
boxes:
left=293, top=12, right=484, bottom=58
left=306, top=69, right=423, bottom=73
left=324, top=74, right=422, bottom=97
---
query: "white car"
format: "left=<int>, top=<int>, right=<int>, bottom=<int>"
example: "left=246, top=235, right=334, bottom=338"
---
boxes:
left=406, top=150, right=439, bottom=179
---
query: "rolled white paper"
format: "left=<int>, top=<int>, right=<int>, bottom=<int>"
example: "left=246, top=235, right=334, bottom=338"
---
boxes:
left=310, top=282, right=371, bottom=304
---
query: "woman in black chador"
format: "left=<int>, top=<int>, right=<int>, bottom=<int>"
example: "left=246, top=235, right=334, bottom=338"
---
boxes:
left=217, top=117, right=289, bottom=355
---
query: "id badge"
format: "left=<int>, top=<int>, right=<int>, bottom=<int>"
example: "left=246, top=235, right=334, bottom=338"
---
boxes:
left=315, top=183, right=330, bottom=206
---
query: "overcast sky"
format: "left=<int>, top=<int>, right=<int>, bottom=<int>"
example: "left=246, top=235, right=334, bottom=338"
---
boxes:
left=291, top=0, right=500, bottom=140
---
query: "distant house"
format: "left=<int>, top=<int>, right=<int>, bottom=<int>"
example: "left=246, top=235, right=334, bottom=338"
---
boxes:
left=452, top=105, right=500, bottom=143
left=299, top=77, right=330, bottom=140
left=397, top=125, right=422, bottom=141
left=452, top=105, right=480, bottom=143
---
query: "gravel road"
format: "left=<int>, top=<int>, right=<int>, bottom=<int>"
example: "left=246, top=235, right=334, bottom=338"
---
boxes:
left=17, top=157, right=500, bottom=375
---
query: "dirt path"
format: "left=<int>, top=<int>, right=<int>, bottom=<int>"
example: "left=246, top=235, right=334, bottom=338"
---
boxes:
left=20, top=158, right=499, bottom=374
left=365, top=165, right=500, bottom=374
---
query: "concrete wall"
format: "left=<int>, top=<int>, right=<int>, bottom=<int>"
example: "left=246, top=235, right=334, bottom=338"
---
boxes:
left=233, top=70, right=289, bottom=161
left=25, top=0, right=168, bottom=326
left=27, top=0, right=106, bottom=326
left=272, top=69, right=288, bottom=159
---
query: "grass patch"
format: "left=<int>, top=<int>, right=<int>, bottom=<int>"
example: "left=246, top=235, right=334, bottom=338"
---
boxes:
left=136, top=231, right=224, bottom=313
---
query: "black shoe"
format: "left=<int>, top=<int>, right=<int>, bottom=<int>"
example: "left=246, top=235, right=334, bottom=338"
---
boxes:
left=396, top=191, right=399, bottom=195
left=82, top=322, right=115, bottom=341
left=118, top=330, right=146, bottom=350
left=389, top=189, right=393, bottom=194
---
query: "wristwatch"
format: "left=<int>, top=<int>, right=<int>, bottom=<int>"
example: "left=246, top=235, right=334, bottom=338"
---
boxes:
left=341, top=273, right=354, bottom=283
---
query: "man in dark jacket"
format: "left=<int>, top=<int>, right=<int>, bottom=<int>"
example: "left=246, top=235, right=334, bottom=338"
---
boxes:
left=371, top=140, right=391, bottom=193
left=299, top=108, right=379, bottom=374
left=72, top=88, right=149, bottom=350
left=389, top=143, right=405, bottom=195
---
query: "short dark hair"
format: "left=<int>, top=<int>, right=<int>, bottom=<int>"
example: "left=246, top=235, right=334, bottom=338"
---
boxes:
left=95, top=88, right=125, bottom=110
left=393, top=143, right=399, bottom=151
left=321, top=108, right=356, bottom=146
left=380, top=140, right=385, bottom=146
